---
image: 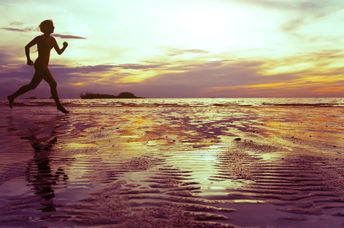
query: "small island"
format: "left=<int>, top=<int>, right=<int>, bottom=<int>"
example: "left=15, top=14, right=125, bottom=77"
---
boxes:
left=80, top=92, right=140, bottom=99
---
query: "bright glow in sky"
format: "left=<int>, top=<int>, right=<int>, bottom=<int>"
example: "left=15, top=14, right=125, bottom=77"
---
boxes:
left=0, top=0, right=344, bottom=98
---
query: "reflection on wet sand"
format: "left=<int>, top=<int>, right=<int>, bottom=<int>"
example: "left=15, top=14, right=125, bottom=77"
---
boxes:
left=25, top=132, right=68, bottom=212
left=0, top=114, right=71, bottom=226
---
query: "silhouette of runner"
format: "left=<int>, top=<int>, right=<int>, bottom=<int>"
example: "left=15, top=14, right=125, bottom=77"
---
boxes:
left=8, top=19, right=69, bottom=113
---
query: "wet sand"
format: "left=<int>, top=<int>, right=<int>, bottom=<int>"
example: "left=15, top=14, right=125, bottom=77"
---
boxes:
left=0, top=99, right=344, bottom=227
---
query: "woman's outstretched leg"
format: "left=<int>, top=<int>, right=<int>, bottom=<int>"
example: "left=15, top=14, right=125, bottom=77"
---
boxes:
left=8, top=72, right=42, bottom=108
left=44, top=72, right=69, bottom=114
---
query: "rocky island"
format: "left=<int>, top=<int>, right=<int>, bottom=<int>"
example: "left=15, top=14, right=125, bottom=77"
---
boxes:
left=80, top=92, right=139, bottom=99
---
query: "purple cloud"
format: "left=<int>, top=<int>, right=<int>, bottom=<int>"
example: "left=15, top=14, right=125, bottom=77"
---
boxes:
left=2, top=25, right=86, bottom=40
left=2, top=49, right=344, bottom=98
left=53, top=34, right=86, bottom=40
left=1, top=27, right=35, bottom=32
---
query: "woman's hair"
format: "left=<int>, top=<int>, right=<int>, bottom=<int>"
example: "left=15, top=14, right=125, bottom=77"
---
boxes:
left=39, top=20, right=54, bottom=34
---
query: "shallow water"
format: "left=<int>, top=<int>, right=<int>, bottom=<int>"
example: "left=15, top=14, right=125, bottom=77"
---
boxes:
left=0, top=98, right=344, bottom=227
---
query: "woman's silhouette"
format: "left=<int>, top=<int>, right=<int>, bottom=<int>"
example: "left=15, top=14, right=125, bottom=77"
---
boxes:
left=8, top=19, right=69, bottom=113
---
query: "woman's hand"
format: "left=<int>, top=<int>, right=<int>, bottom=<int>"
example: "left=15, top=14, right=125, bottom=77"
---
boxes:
left=63, top=41, right=68, bottom=48
left=27, top=59, right=34, bottom=65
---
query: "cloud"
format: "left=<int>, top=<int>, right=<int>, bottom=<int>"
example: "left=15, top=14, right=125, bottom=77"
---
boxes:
left=0, top=51, right=14, bottom=65
left=1, top=49, right=344, bottom=98
left=113, top=63, right=165, bottom=70
left=10, top=21, right=25, bottom=26
left=2, top=24, right=86, bottom=40
left=50, top=64, right=115, bottom=74
left=1, top=27, right=35, bottom=32
left=166, top=60, right=228, bottom=71
left=0, top=63, right=120, bottom=98
left=165, top=48, right=209, bottom=56
left=231, top=0, right=344, bottom=35
left=122, top=49, right=344, bottom=98
left=234, top=0, right=293, bottom=11
left=120, top=60, right=298, bottom=97
left=53, top=34, right=86, bottom=40
left=233, top=0, right=337, bottom=16
left=280, top=17, right=306, bottom=32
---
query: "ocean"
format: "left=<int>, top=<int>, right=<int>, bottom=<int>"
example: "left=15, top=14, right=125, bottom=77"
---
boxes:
left=1, top=97, right=344, bottom=108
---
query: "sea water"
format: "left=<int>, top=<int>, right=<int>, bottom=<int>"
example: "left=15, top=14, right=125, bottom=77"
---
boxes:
left=1, top=97, right=344, bottom=108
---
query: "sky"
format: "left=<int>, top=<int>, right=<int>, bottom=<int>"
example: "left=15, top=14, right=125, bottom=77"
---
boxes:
left=0, top=0, right=344, bottom=98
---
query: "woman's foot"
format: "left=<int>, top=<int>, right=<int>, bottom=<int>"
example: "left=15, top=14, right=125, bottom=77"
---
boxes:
left=57, top=105, right=69, bottom=114
left=7, top=95, right=14, bottom=109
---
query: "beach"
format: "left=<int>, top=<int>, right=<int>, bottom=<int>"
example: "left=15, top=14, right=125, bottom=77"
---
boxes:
left=0, top=98, right=344, bottom=227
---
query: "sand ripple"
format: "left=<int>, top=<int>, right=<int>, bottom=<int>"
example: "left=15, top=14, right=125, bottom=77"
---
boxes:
left=0, top=104, right=344, bottom=227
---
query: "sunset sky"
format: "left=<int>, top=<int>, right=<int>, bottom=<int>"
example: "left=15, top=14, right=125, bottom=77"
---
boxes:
left=1, top=0, right=344, bottom=98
